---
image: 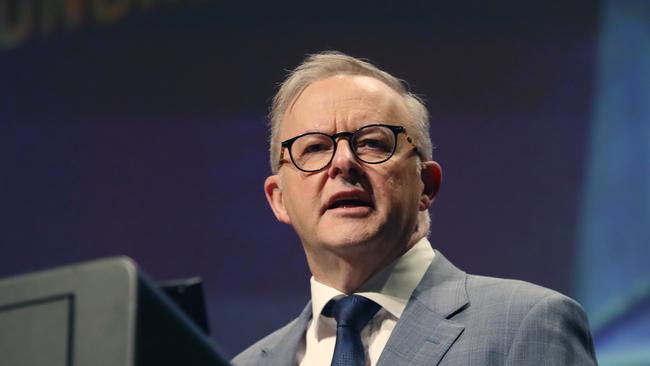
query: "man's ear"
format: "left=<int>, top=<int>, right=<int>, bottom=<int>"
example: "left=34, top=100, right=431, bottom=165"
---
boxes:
left=264, top=174, right=292, bottom=224
left=419, top=161, right=442, bottom=211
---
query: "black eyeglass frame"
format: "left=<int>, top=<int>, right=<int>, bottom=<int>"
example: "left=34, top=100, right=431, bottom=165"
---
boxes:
left=279, top=123, right=420, bottom=172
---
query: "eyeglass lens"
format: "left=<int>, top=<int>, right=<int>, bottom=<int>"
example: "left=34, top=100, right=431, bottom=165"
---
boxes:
left=290, top=125, right=397, bottom=171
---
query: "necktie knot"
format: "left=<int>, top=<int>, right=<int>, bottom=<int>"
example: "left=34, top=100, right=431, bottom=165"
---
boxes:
left=328, top=295, right=380, bottom=331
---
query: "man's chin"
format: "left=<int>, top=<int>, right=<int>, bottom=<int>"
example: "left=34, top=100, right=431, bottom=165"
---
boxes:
left=316, top=227, right=380, bottom=251
left=312, top=212, right=387, bottom=250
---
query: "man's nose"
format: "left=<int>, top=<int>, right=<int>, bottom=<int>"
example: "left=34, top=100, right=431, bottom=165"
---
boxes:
left=327, top=139, right=363, bottom=180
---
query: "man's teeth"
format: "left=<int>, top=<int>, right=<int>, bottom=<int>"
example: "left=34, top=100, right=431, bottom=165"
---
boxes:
left=332, top=199, right=369, bottom=208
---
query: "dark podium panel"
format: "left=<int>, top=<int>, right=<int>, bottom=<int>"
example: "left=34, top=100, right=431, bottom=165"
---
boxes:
left=0, top=257, right=231, bottom=366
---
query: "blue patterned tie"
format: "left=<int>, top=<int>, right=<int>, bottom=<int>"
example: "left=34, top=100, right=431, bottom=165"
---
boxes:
left=323, top=295, right=381, bottom=366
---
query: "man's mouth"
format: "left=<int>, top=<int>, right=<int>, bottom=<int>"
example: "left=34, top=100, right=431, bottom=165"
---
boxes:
left=325, top=192, right=374, bottom=213
left=329, top=199, right=373, bottom=209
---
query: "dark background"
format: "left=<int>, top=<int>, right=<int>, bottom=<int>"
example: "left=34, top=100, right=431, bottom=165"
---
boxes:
left=2, top=1, right=646, bottom=362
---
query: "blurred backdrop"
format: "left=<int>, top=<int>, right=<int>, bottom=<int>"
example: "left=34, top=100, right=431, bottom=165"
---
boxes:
left=1, top=0, right=648, bottom=364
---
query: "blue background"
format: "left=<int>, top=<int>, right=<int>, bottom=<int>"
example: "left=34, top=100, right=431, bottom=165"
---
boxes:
left=1, top=0, right=648, bottom=363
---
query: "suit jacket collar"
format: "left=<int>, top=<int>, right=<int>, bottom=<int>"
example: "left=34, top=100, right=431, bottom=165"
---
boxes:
left=256, top=249, right=468, bottom=366
left=257, top=301, right=312, bottom=365
left=376, top=250, right=468, bottom=366
left=410, top=249, right=469, bottom=319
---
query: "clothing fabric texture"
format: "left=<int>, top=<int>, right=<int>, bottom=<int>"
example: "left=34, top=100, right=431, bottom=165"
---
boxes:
left=232, top=250, right=598, bottom=366
left=299, top=237, right=435, bottom=366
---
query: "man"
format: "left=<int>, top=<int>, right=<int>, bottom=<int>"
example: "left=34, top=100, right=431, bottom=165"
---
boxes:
left=233, top=51, right=597, bottom=365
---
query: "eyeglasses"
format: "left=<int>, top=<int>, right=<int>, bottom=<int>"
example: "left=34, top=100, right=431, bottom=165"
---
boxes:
left=279, top=124, right=419, bottom=172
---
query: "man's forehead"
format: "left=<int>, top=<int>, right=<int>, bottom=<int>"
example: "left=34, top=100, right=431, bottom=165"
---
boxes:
left=281, top=75, right=409, bottom=135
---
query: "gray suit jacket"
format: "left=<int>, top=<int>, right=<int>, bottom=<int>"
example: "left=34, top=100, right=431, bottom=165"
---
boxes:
left=233, top=251, right=597, bottom=365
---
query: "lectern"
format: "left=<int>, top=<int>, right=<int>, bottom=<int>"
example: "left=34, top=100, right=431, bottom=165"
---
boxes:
left=0, top=257, right=230, bottom=366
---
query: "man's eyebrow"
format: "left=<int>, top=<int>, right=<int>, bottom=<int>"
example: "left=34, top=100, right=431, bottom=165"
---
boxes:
left=302, top=123, right=382, bottom=134
left=296, top=127, right=332, bottom=135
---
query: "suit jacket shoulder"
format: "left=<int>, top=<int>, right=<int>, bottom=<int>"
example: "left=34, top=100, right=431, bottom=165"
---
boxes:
left=373, top=251, right=597, bottom=365
left=449, top=274, right=597, bottom=365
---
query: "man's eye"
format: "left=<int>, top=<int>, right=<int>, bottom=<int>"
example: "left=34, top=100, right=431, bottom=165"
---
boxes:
left=357, top=139, right=390, bottom=151
left=302, top=143, right=330, bottom=154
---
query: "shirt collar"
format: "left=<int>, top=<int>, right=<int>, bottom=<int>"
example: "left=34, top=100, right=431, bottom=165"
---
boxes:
left=309, top=237, right=435, bottom=332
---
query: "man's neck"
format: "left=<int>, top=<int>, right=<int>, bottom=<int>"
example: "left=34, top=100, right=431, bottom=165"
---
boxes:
left=305, top=232, right=425, bottom=294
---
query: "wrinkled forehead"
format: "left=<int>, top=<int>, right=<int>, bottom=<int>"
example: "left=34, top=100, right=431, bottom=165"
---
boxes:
left=280, top=75, right=411, bottom=140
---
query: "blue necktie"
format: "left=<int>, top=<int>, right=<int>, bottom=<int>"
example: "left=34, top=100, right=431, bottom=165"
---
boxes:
left=323, top=295, right=381, bottom=366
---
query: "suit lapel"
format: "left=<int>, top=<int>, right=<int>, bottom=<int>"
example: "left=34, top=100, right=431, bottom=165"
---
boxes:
left=258, top=302, right=312, bottom=366
left=377, top=251, right=469, bottom=366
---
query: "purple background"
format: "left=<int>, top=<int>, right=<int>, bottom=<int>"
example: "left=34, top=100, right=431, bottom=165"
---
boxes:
left=0, top=1, right=601, bottom=357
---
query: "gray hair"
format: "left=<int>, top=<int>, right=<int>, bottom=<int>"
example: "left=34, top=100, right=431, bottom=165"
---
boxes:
left=268, top=51, right=433, bottom=173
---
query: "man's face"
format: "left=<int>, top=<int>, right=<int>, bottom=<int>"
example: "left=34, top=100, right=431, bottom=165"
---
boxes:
left=265, top=75, right=438, bottom=261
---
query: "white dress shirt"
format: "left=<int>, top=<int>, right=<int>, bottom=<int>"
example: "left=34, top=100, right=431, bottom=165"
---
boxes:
left=297, top=237, right=435, bottom=366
